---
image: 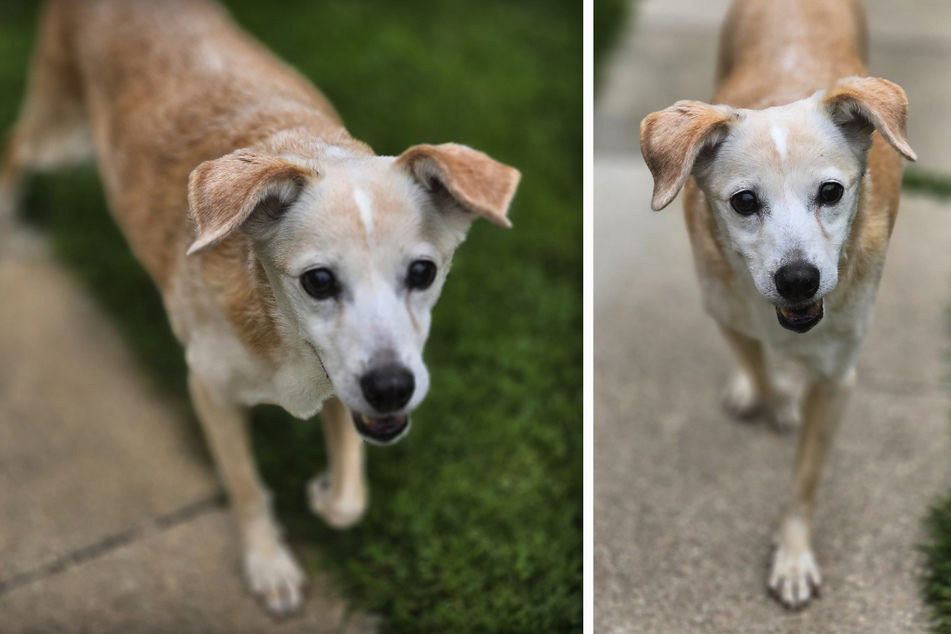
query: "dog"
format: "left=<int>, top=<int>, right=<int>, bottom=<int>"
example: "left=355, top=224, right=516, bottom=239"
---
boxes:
left=0, top=0, right=520, bottom=615
left=639, top=0, right=915, bottom=609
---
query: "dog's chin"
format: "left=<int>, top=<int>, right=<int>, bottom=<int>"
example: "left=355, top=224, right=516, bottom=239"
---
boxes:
left=351, top=411, right=412, bottom=445
left=775, top=299, right=823, bottom=334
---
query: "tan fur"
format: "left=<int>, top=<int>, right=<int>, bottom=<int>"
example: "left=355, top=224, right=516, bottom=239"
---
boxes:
left=0, top=0, right=519, bottom=615
left=640, top=102, right=735, bottom=211
left=685, top=1, right=909, bottom=312
left=640, top=0, right=915, bottom=609
left=396, top=143, right=520, bottom=227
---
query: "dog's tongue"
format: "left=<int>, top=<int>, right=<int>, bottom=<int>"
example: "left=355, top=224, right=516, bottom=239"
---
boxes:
left=351, top=412, right=410, bottom=445
left=360, top=414, right=407, bottom=434
left=777, top=301, right=821, bottom=323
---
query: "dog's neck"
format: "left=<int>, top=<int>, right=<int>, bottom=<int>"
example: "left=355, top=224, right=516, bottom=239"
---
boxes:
left=199, top=231, right=286, bottom=363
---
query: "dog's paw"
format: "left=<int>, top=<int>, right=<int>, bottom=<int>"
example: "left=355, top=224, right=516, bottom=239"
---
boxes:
left=308, top=472, right=367, bottom=529
left=243, top=542, right=307, bottom=617
left=770, top=392, right=801, bottom=432
left=768, top=519, right=821, bottom=609
left=722, top=371, right=766, bottom=420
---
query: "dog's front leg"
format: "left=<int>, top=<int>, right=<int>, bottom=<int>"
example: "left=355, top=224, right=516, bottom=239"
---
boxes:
left=308, top=396, right=368, bottom=528
left=768, top=367, right=855, bottom=608
left=188, top=374, right=305, bottom=616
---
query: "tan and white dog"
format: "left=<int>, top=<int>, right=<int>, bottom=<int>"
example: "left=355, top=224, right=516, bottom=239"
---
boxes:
left=0, top=0, right=519, bottom=616
left=640, top=0, right=914, bottom=609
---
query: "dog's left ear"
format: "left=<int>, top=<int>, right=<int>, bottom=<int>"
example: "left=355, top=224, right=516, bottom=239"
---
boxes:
left=396, top=143, right=520, bottom=228
left=821, top=76, right=917, bottom=161
left=187, top=149, right=314, bottom=255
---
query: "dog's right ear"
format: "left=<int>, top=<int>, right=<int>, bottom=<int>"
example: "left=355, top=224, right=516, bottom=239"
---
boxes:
left=186, top=149, right=314, bottom=255
left=640, top=101, right=735, bottom=211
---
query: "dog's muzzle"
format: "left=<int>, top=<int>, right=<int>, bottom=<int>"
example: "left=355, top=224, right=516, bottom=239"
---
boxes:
left=351, top=411, right=411, bottom=445
left=775, top=299, right=823, bottom=333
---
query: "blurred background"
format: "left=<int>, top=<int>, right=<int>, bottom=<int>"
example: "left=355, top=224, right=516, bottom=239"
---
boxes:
left=595, top=1, right=951, bottom=632
left=0, top=1, right=580, bottom=633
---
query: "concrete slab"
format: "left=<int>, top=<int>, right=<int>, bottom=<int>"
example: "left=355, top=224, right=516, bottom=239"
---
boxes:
left=0, top=248, right=218, bottom=581
left=0, top=241, right=374, bottom=631
left=594, top=158, right=951, bottom=632
left=597, top=0, right=951, bottom=172
left=0, top=508, right=377, bottom=634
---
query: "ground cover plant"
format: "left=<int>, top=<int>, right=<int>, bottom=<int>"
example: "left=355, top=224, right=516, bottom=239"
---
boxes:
left=0, top=1, right=581, bottom=632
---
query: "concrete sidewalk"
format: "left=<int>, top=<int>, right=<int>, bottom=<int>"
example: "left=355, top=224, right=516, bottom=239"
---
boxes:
left=0, top=240, right=375, bottom=633
left=595, top=2, right=951, bottom=632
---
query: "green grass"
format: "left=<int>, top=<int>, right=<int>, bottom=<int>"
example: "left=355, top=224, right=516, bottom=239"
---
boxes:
left=902, top=168, right=951, bottom=199
left=0, top=1, right=581, bottom=632
left=923, top=498, right=951, bottom=633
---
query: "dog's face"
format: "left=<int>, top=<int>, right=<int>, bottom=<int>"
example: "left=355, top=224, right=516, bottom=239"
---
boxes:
left=695, top=100, right=866, bottom=331
left=641, top=76, right=915, bottom=333
left=187, top=141, right=520, bottom=443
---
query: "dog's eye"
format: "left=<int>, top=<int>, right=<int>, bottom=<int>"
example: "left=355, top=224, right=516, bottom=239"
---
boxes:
left=730, top=190, right=759, bottom=216
left=301, top=268, right=339, bottom=299
left=407, top=260, right=437, bottom=290
left=817, top=182, right=844, bottom=205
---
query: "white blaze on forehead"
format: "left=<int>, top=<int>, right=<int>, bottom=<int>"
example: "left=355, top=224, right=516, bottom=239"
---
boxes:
left=770, top=126, right=788, bottom=163
left=353, top=186, right=375, bottom=245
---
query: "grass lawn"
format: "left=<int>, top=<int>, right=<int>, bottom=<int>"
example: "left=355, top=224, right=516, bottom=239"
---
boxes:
left=0, top=1, right=581, bottom=632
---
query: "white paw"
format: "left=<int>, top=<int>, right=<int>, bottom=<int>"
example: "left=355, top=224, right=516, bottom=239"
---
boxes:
left=243, top=542, right=306, bottom=617
left=771, top=392, right=801, bottom=432
left=768, top=519, right=821, bottom=609
left=308, top=472, right=366, bottom=529
left=722, top=371, right=765, bottom=420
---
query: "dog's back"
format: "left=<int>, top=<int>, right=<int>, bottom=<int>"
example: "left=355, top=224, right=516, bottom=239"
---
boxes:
left=22, top=0, right=359, bottom=287
left=715, top=0, right=868, bottom=108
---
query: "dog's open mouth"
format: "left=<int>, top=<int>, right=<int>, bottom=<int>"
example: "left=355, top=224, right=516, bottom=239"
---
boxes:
left=775, top=299, right=823, bottom=334
left=351, top=412, right=411, bottom=445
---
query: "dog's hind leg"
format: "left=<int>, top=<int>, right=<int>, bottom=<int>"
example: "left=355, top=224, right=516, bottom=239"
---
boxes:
left=768, top=367, right=855, bottom=608
left=188, top=374, right=306, bottom=616
left=308, top=396, right=368, bottom=528
left=719, top=325, right=802, bottom=430
left=0, top=0, right=93, bottom=238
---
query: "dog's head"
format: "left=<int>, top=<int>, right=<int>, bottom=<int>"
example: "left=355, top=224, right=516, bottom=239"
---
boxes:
left=186, top=137, right=520, bottom=443
left=641, top=76, right=915, bottom=333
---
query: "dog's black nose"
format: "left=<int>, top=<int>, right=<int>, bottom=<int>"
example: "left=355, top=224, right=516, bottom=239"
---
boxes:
left=774, top=262, right=820, bottom=302
left=360, top=364, right=415, bottom=413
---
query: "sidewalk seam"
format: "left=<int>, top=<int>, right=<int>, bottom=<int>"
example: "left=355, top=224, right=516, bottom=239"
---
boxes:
left=0, top=491, right=225, bottom=596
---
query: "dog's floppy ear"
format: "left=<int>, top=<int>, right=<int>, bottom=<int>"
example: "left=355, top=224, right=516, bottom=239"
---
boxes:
left=396, top=143, right=520, bottom=228
left=821, top=76, right=917, bottom=161
left=640, top=101, right=735, bottom=211
left=186, top=149, right=314, bottom=255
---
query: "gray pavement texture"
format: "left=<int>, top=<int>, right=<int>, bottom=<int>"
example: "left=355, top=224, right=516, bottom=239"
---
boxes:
left=0, top=238, right=375, bottom=633
left=595, top=2, right=951, bottom=633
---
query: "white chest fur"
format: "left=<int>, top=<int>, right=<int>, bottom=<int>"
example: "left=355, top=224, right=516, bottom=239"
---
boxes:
left=167, top=265, right=334, bottom=419
left=721, top=251, right=882, bottom=379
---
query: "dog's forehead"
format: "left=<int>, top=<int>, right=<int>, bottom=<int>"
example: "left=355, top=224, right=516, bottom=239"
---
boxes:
left=273, top=156, right=430, bottom=273
left=722, top=100, right=852, bottom=175
left=321, top=157, right=421, bottom=232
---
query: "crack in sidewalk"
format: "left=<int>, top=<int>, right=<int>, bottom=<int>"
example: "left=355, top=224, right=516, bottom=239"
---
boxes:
left=0, top=491, right=225, bottom=596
